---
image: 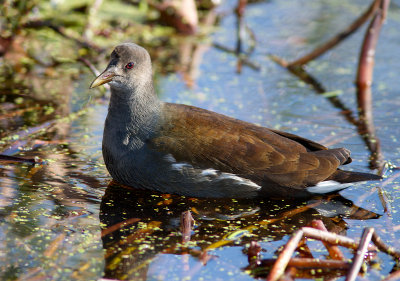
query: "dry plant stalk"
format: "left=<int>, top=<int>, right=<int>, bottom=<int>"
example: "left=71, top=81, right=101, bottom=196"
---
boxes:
left=288, top=0, right=381, bottom=67
left=262, top=220, right=400, bottom=281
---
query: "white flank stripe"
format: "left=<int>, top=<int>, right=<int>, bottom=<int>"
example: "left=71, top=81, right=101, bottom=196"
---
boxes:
left=200, top=169, right=218, bottom=176
left=307, top=180, right=351, bottom=194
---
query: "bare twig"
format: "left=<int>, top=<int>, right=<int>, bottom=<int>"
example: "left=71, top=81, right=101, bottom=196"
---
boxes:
left=288, top=0, right=381, bottom=66
left=259, top=258, right=352, bottom=269
left=270, top=52, right=383, bottom=174
left=267, top=229, right=304, bottom=281
left=311, top=220, right=345, bottom=260
left=356, top=0, right=389, bottom=170
left=346, top=227, right=374, bottom=281
left=259, top=221, right=399, bottom=280
left=302, top=227, right=377, bottom=252
left=371, top=231, right=400, bottom=259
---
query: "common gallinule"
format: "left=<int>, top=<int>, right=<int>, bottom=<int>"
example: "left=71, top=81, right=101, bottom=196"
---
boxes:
left=90, top=43, right=381, bottom=199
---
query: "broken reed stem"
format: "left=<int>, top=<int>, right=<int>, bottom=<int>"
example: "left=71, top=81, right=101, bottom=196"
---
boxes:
left=346, top=227, right=374, bottom=281
left=266, top=230, right=304, bottom=281
left=288, top=0, right=381, bottom=67
left=302, top=227, right=377, bottom=252
left=356, top=0, right=387, bottom=91
left=356, top=0, right=388, bottom=170
left=311, top=220, right=345, bottom=260
left=371, top=231, right=400, bottom=259
left=260, top=258, right=351, bottom=269
left=262, top=223, right=399, bottom=280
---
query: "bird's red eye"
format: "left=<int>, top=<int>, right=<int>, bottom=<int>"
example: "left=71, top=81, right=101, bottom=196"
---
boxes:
left=125, top=62, right=134, bottom=69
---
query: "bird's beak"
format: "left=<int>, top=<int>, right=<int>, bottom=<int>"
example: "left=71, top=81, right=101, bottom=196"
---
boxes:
left=90, top=70, right=116, bottom=89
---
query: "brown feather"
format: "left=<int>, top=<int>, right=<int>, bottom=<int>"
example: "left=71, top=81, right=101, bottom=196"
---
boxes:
left=149, top=103, right=353, bottom=189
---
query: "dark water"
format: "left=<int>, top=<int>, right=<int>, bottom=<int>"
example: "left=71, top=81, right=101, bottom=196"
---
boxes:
left=1, top=0, right=400, bottom=280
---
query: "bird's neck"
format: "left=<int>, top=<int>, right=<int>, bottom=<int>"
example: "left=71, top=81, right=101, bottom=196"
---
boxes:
left=107, top=80, right=162, bottom=136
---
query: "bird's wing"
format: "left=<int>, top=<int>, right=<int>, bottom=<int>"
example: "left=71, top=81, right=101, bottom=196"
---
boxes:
left=149, top=103, right=351, bottom=188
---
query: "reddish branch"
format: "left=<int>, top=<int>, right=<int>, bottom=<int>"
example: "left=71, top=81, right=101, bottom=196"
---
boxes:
left=263, top=220, right=400, bottom=281
left=301, top=227, right=377, bottom=251
left=272, top=0, right=389, bottom=171
left=355, top=0, right=389, bottom=170
left=310, top=220, right=345, bottom=260
left=346, top=228, right=375, bottom=281
left=260, top=258, right=351, bottom=269
left=267, top=230, right=304, bottom=281
left=287, top=0, right=381, bottom=67
left=371, top=231, right=400, bottom=259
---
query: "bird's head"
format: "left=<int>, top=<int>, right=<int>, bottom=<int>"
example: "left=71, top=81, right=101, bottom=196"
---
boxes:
left=90, top=43, right=153, bottom=92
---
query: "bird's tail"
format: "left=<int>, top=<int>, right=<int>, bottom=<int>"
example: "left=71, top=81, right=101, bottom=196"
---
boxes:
left=328, top=169, right=382, bottom=183
left=306, top=169, right=381, bottom=195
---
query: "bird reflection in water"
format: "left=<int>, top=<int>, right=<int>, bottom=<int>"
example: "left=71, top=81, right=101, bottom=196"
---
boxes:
left=99, top=182, right=380, bottom=281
